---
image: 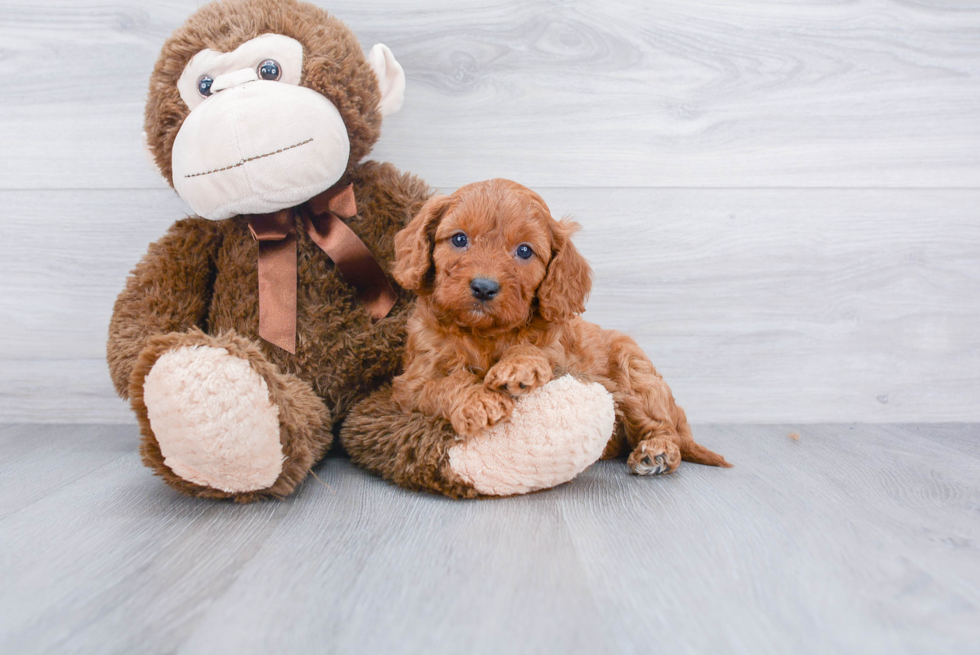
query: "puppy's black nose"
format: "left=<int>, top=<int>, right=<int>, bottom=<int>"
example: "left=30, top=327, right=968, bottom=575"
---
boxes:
left=470, top=277, right=500, bottom=301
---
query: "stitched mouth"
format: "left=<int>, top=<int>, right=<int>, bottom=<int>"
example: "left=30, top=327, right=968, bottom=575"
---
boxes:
left=183, top=138, right=314, bottom=179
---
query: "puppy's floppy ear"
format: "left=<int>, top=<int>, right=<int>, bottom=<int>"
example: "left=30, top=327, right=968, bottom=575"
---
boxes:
left=537, top=219, right=593, bottom=322
left=393, top=194, right=453, bottom=292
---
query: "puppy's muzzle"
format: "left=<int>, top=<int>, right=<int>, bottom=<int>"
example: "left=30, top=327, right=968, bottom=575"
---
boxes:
left=470, top=277, right=500, bottom=301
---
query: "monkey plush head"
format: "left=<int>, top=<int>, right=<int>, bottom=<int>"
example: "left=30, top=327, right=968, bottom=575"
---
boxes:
left=143, top=0, right=405, bottom=220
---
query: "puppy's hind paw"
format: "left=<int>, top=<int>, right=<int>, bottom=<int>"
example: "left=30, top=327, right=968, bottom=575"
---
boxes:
left=628, top=438, right=681, bottom=476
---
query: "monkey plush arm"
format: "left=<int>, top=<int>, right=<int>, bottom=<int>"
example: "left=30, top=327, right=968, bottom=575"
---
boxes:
left=107, top=218, right=222, bottom=398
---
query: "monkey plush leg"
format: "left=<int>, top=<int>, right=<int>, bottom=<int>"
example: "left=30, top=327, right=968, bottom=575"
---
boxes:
left=130, top=329, right=330, bottom=502
left=341, top=376, right=615, bottom=498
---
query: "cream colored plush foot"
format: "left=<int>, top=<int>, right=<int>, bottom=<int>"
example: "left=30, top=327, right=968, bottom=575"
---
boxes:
left=142, top=345, right=284, bottom=493
left=447, top=376, right=615, bottom=496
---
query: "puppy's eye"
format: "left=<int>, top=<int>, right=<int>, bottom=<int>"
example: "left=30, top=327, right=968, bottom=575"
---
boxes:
left=198, top=75, right=214, bottom=97
left=451, top=232, right=468, bottom=248
left=516, top=244, right=534, bottom=260
left=257, top=59, right=281, bottom=81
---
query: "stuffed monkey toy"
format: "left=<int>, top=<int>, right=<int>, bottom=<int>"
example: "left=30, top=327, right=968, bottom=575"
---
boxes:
left=108, top=0, right=614, bottom=502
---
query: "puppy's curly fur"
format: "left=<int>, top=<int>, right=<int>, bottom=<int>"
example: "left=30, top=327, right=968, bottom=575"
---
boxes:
left=390, top=179, right=730, bottom=475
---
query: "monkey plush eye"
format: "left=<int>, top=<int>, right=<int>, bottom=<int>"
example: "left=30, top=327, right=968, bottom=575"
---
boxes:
left=516, top=244, right=534, bottom=260
left=257, top=59, right=282, bottom=81
left=197, top=75, right=214, bottom=97
left=451, top=232, right=468, bottom=248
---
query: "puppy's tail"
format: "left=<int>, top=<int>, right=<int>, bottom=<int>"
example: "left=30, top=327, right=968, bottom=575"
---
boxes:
left=681, top=441, right=733, bottom=468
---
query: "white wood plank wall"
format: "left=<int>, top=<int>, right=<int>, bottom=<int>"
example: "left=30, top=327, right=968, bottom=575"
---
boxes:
left=0, top=0, right=978, bottom=423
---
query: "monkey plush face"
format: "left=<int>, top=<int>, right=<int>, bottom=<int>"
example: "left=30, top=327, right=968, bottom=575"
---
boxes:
left=144, top=0, right=405, bottom=220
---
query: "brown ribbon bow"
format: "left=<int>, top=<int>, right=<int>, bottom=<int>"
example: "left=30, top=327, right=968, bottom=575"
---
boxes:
left=248, top=182, right=397, bottom=354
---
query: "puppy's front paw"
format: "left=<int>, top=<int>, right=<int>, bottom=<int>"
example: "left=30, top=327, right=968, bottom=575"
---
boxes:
left=628, top=438, right=682, bottom=476
left=485, top=356, right=552, bottom=396
left=451, top=388, right=514, bottom=437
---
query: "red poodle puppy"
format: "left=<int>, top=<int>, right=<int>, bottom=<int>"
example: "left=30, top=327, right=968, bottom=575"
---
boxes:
left=391, top=179, right=730, bottom=475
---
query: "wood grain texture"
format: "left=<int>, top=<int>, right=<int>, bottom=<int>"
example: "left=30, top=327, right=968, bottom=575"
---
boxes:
left=0, top=0, right=978, bottom=189
left=0, top=423, right=977, bottom=654
left=1, top=1, right=978, bottom=423
left=557, top=423, right=980, bottom=654
left=0, top=424, right=132, bottom=519
left=2, top=188, right=978, bottom=423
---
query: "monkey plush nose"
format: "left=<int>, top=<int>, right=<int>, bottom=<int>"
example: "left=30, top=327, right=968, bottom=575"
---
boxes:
left=211, top=67, right=260, bottom=93
left=470, top=278, right=500, bottom=301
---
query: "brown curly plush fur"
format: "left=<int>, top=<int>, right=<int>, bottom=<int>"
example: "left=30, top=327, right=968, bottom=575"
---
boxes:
left=109, top=161, right=428, bottom=411
left=340, top=385, right=480, bottom=499
left=108, top=0, right=433, bottom=501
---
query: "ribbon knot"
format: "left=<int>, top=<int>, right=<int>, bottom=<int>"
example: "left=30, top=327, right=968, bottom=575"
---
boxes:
left=248, top=182, right=397, bottom=354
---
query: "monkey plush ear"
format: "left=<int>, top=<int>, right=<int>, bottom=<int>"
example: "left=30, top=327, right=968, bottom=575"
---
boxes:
left=367, top=43, right=406, bottom=117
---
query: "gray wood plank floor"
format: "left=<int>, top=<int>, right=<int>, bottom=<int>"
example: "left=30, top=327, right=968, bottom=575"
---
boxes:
left=1, top=423, right=977, bottom=655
